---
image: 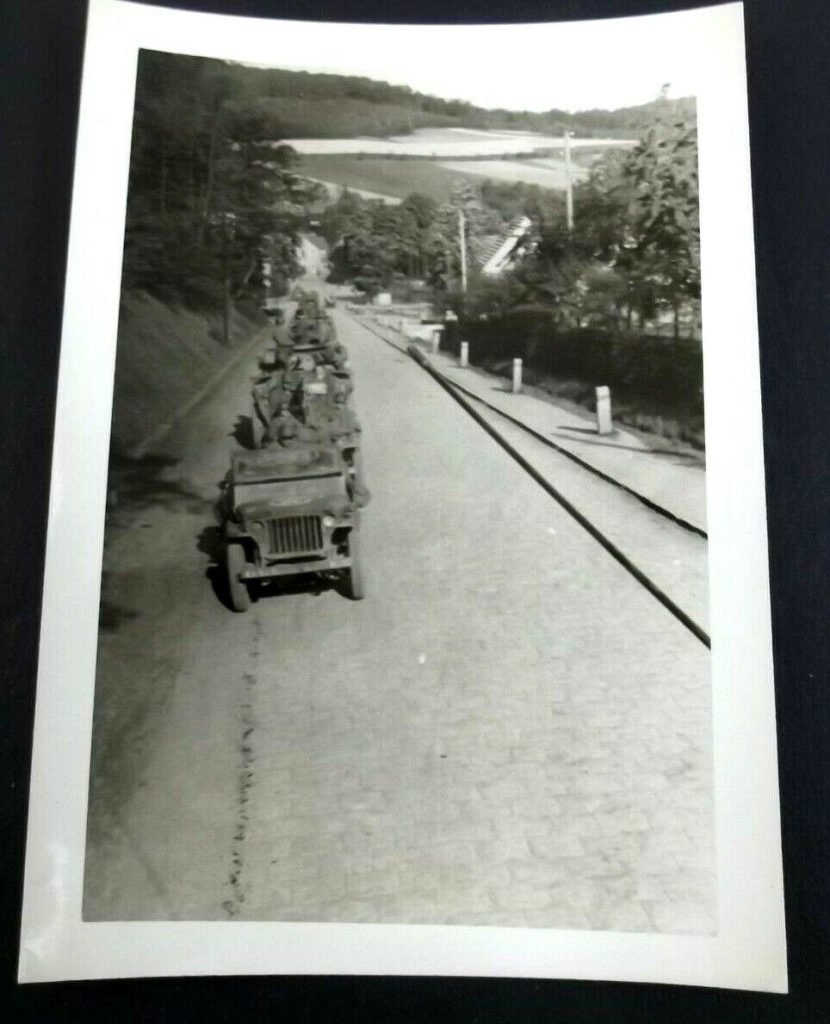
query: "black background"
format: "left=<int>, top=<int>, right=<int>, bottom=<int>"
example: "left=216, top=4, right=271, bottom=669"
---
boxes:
left=2, top=0, right=829, bottom=1019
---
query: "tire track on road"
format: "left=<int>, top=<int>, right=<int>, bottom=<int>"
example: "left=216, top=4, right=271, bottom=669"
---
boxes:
left=222, top=616, right=262, bottom=917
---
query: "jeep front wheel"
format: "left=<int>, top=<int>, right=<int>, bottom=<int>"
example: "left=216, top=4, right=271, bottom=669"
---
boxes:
left=344, top=530, right=365, bottom=601
left=251, top=411, right=264, bottom=448
left=225, top=542, right=251, bottom=612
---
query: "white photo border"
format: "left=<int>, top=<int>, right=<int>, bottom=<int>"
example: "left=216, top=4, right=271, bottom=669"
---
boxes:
left=18, top=0, right=786, bottom=991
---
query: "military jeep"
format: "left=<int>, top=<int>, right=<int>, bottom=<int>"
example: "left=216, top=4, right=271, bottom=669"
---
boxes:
left=222, top=446, right=364, bottom=612
left=262, top=298, right=285, bottom=324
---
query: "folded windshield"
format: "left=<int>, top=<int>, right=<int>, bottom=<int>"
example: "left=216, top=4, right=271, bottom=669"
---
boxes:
left=234, top=474, right=347, bottom=510
left=232, top=448, right=337, bottom=482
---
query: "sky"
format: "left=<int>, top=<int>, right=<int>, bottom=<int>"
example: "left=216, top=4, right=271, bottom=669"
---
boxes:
left=231, top=5, right=723, bottom=113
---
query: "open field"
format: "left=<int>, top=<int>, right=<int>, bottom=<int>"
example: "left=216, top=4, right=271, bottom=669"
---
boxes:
left=281, top=126, right=636, bottom=157
left=297, top=155, right=481, bottom=203
left=526, top=156, right=595, bottom=175
left=291, top=127, right=637, bottom=202
left=298, top=152, right=598, bottom=203
left=440, top=159, right=588, bottom=190
left=303, top=176, right=403, bottom=205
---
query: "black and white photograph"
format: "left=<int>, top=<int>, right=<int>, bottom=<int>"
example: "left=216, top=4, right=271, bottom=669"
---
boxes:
left=86, top=50, right=713, bottom=931
left=17, top=0, right=785, bottom=990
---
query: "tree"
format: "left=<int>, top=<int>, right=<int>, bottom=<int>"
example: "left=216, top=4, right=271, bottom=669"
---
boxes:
left=424, top=179, right=502, bottom=290
left=401, top=192, right=437, bottom=230
left=489, top=112, right=701, bottom=336
left=621, top=113, right=700, bottom=335
left=122, top=52, right=307, bottom=312
left=320, top=188, right=444, bottom=291
left=508, top=218, right=589, bottom=327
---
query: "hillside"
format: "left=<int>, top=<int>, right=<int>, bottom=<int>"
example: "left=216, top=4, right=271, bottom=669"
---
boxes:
left=110, top=291, right=261, bottom=455
left=142, top=50, right=692, bottom=141
left=238, top=62, right=694, bottom=138
left=239, top=62, right=694, bottom=138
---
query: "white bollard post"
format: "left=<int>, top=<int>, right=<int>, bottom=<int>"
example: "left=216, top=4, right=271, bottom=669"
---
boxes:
left=596, top=385, right=613, bottom=434
left=512, top=358, right=522, bottom=393
left=460, top=341, right=469, bottom=368
left=431, top=328, right=441, bottom=354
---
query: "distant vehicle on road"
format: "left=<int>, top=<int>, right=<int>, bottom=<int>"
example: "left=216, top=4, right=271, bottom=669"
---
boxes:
left=262, top=298, right=285, bottom=324
left=220, top=446, right=364, bottom=612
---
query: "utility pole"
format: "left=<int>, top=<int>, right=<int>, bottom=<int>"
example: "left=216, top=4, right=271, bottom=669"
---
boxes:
left=458, top=207, right=468, bottom=293
left=564, top=130, right=574, bottom=235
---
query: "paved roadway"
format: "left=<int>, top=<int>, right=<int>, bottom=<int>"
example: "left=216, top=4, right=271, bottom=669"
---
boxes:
left=84, top=302, right=714, bottom=933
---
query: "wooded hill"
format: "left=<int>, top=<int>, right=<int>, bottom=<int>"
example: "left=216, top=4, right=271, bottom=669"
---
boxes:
left=145, top=52, right=694, bottom=140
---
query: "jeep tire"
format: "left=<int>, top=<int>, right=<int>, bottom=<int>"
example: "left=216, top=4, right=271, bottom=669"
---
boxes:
left=225, top=542, right=251, bottom=612
left=344, top=530, right=365, bottom=601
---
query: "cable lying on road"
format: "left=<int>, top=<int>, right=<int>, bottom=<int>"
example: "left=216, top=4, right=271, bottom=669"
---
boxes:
left=346, top=310, right=706, bottom=539
left=407, top=342, right=711, bottom=650
left=442, top=377, right=706, bottom=539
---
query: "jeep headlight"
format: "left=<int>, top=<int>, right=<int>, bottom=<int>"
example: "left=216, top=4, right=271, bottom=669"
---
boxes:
left=322, top=515, right=335, bottom=529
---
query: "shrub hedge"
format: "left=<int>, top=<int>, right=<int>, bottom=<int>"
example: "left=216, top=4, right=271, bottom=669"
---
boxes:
left=440, top=312, right=704, bottom=420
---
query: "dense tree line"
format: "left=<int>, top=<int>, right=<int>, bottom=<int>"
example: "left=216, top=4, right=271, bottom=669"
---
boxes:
left=122, top=51, right=324, bottom=314
left=319, top=181, right=512, bottom=294
left=318, top=109, right=700, bottom=339
left=434, top=112, right=703, bottom=441
left=244, top=68, right=695, bottom=138
left=513, top=112, right=700, bottom=337
left=128, top=50, right=693, bottom=144
left=433, top=113, right=701, bottom=339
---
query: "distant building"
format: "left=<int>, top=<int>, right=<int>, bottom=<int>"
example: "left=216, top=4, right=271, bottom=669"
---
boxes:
left=480, top=217, right=533, bottom=276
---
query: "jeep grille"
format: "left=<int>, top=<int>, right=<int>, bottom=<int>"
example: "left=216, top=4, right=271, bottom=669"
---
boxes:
left=267, top=515, right=323, bottom=556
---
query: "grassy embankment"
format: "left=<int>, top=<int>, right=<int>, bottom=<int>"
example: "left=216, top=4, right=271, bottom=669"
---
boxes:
left=110, top=291, right=261, bottom=455
left=501, top=364, right=705, bottom=451
left=438, top=320, right=705, bottom=450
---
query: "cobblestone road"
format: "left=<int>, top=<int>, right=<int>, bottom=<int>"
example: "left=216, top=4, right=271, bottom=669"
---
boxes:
left=85, top=304, right=714, bottom=934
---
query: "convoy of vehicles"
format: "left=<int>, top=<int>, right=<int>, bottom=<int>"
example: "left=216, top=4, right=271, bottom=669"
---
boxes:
left=220, top=291, right=367, bottom=612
